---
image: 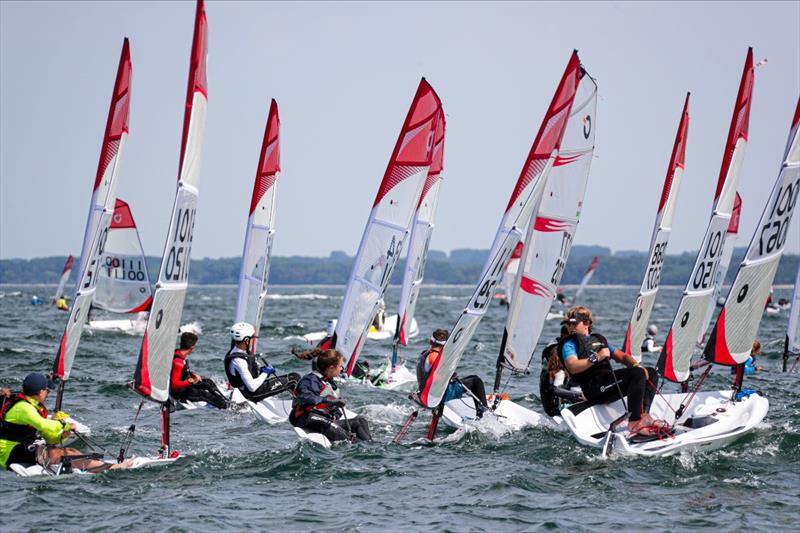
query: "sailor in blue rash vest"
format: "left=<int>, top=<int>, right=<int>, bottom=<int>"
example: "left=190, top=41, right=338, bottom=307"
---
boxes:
left=289, top=349, right=372, bottom=442
left=560, top=306, right=666, bottom=437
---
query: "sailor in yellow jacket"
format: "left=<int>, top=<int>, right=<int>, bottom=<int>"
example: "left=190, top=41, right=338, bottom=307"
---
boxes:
left=55, top=297, right=69, bottom=311
left=0, top=373, right=132, bottom=472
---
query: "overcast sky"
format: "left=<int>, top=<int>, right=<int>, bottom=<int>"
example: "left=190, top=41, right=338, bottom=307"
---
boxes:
left=1, top=1, right=798, bottom=261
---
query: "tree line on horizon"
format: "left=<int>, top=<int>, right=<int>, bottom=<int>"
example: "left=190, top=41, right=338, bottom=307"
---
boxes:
left=1, top=246, right=798, bottom=287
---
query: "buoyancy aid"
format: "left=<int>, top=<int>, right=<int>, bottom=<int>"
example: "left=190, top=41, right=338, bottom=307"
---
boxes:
left=558, top=333, right=610, bottom=386
left=0, top=394, right=48, bottom=444
left=416, top=349, right=433, bottom=388
left=224, top=347, right=260, bottom=389
left=173, top=351, right=191, bottom=382
left=291, top=372, right=340, bottom=419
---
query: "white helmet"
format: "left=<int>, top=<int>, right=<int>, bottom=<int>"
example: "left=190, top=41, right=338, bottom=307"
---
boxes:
left=647, top=324, right=658, bottom=336
left=230, top=322, right=256, bottom=342
left=326, top=319, right=338, bottom=337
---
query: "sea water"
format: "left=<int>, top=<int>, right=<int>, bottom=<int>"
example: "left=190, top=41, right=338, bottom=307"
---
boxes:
left=1, top=285, right=797, bottom=531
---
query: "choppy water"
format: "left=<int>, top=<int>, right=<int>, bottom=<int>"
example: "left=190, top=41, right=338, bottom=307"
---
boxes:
left=1, top=284, right=798, bottom=531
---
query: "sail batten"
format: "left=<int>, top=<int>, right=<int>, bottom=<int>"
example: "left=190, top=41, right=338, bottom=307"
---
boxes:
left=134, top=0, right=208, bottom=402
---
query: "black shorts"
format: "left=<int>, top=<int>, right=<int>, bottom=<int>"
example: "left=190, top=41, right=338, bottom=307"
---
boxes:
left=6, top=443, right=36, bottom=470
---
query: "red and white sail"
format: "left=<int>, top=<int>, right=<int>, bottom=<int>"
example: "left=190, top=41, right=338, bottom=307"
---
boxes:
left=623, top=94, right=690, bottom=356
left=420, top=52, right=585, bottom=408
left=134, top=0, right=208, bottom=402
left=574, top=256, right=599, bottom=302
left=697, top=192, right=741, bottom=346
left=785, top=263, right=800, bottom=362
left=52, top=39, right=132, bottom=386
left=394, top=109, right=446, bottom=347
left=704, top=97, right=800, bottom=366
left=498, top=242, right=524, bottom=305
left=335, top=79, right=442, bottom=377
left=93, top=199, right=153, bottom=314
left=234, top=100, right=281, bottom=347
left=659, top=49, right=755, bottom=383
left=53, top=255, right=74, bottom=301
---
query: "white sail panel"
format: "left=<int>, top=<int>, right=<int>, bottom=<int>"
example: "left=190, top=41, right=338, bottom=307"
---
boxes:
left=235, top=99, right=281, bottom=344
left=53, top=40, right=132, bottom=383
left=498, top=242, right=524, bottom=306
left=135, top=1, right=207, bottom=402
left=94, top=199, right=152, bottom=314
left=660, top=49, right=755, bottom=382
left=500, top=67, right=598, bottom=373
left=336, top=80, right=442, bottom=376
left=786, top=263, right=800, bottom=360
left=705, top=97, right=800, bottom=365
left=624, top=95, right=690, bottom=356
left=53, top=255, right=74, bottom=301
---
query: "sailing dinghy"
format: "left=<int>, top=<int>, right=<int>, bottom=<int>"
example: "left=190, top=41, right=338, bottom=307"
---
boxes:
left=130, top=0, right=208, bottom=464
left=784, top=263, right=800, bottom=372
left=87, top=198, right=153, bottom=334
left=419, top=52, right=590, bottom=434
left=53, top=255, right=74, bottom=304
left=562, top=50, right=769, bottom=457
left=622, top=94, right=690, bottom=360
left=572, top=256, right=599, bottom=303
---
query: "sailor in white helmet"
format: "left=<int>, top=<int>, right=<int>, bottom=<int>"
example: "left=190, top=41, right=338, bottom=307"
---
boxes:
left=640, top=324, right=663, bottom=356
left=224, top=322, right=300, bottom=402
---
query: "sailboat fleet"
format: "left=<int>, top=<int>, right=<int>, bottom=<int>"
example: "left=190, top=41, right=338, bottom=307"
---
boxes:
left=7, top=0, right=800, bottom=475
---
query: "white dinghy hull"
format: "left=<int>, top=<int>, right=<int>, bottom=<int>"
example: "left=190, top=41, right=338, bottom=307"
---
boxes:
left=10, top=455, right=179, bottom=478
left=560, top=390, right=768, bottom=457
left=441, top=396, right=545, bottom=431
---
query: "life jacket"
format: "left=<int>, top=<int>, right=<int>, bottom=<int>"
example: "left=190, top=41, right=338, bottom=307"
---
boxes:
left=557, top=332, right=610, bottom=386
left=291, top=372, right=340, bottom=420
left=539, top=342, right=563, bottom=417
left=416, top=349, right=433, bottom=389
left=173, top=350, right=191, bottom=383
left=224, top=347, right=260, bottom=390
left=0, top=393, right=48, bottom=445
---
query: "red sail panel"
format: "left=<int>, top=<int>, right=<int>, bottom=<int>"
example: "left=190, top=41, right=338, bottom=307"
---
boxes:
left=372, top=78, right=442, bottom=207
left=110, top=199, right=136, bottom=229
left=658, top=93, right=690, bottom=214
left=178, top=0, right=208, bottom=178
left=728, top=193, right=742, bottom=233
left=416, top=109, right=446, bottom=208
left=505, top=51, right=581, bottom=213
left=93, top=38, right=131, bottom=192
left=249, top=99, right=280, bottom=216
left=714, top=48, right=754, bottom=202
left=62, top=255, right=74, bottom=274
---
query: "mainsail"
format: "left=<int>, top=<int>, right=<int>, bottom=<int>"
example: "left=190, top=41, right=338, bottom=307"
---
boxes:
left=623, top=94, right=690, bottom=356
left=659, top=49, right=755, bottom=383
left=785, top=263, right=800, bottom=370
left=420, top=51, right=585, bottom=408
left=52, top=39, right=132, bottom=407
left=93, top=199, right=152, bottom=314
left=234, top=99, right=281, bottom=347
left=334, top=79, right=442, bottom=377
left=697, top=192, right=742, bottom=346
left=495, top=57, right=598, bottom=380
left=394, top=108, right=446, bottom=348
left=498, top=242, right=524, bottom=305
left=574, top=256, right=599, bottom=302
left=705, top=97, right=800, bottom=366
left=53, top=255, right=74, bottom=301
left=134, top=0, right=208, bottom=402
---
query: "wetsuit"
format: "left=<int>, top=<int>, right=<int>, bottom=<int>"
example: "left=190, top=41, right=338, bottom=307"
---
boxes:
left=170, top=351, right=230, bottom=409
left=289, top=372, right=371, bottom=442
left=560, top=333, right=658, bottom=423
left=0, top=394, right=70, bottom=470
left=416, top=349, right=488, bottom=416
left=224, top=346, right=298, bottom=402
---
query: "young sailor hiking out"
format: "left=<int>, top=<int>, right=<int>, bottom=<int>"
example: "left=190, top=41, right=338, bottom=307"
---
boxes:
left=559, top=307, right=667, bottom=437
left=225, top=322, right=299, bottom=402
left=1, top=373, right=134, bottom=473
left=171, top=332, right=230, bottom=409
left=290, top=349, right=372, bottom=443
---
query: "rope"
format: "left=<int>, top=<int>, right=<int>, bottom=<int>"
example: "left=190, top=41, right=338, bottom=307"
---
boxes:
left=117, top=400, right=144, bottom=463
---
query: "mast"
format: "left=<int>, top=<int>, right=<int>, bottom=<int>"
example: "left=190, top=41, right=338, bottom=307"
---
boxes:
left=333, top=79, right=442, bottom=377
left=234, top=99, right=281, bottom=350
left=133, top=0, right=207, bottom=458
left=421, top=51, right=584, bottom=409
left=704, top=96, right=800, bottom=368
left=623, top=94, right=690, bottom=356
left=392, top=108, right=446, bottom=366
left=658, top=48, right=755, bottom=383
left=52, top=38, right=132, bottom=411
left=491, top=53, right=597, bottom=396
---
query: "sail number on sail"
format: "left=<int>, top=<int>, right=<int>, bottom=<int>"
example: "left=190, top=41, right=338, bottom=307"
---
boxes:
left=645, top=237, right=669, bottom=291
left=691, top=218, right=729, bottom=291
left=82, top=226, right=109, bottom=290
left=551, top=230, right=573, bottom=285
left=474, top=237, right=518, bottom=311
left=103, top=257, right=148, bottom=281
left=161, top=199, right=197, bottom=283
left=758, top=179, right=799, bottom=256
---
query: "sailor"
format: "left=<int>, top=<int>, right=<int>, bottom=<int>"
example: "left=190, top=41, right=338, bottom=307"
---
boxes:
left=371, top=301, right=386, bottom=332
left=30, top=295, right=42, bottom=306
left=539, top=326, right=584, bottom=416
left=225, top=322, right=300, bottom=402
left=733, top=340, right=764, bottom=376
left=0, top=373, right=133, bottom=471
left=170, top=332, right=230, bottom=409
left=559, top=306, right=666, bottom=437
left=556, top=288, right=570, bottom=306
left=55, top=296, right=68, bottom=311
left=289, top=349, right=372, bottom=442
left=640, top=324, right=663, bottom=356
left=416, top=329, right=489, bottom=418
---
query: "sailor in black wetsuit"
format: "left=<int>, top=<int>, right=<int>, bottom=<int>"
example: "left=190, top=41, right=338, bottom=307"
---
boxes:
left=224, top=322, right=299, bottom=402
left=559, top=306, right=666, bottom=437
left=289, top=349, right=372, bottom=442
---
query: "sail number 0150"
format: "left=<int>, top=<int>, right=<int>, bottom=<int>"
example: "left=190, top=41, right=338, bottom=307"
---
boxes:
left=163, top=207, right=196, bottom=282
left=691, top=230, right=724, bottom=290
